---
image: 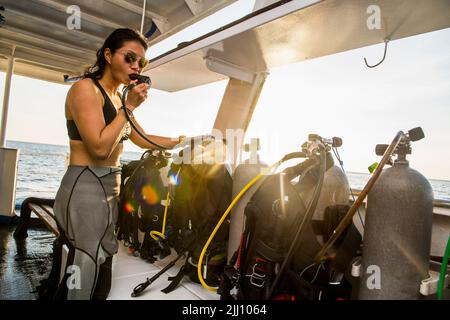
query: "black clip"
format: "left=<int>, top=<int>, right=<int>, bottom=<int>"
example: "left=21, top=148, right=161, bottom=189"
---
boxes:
left=224, top=265, right=241, bottom=285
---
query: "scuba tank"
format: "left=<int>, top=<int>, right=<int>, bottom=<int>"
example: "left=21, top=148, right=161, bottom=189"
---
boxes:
left=295, top=161, right=351, bottom=246
left=359, top=127, right=433, bottom=299
left=220, top=135, right=361, bottom=300
left=227, top=138, right=268, bottom=263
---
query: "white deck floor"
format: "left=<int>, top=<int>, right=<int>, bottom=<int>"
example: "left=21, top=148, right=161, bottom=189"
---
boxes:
left=109, top=242, right=220, bottom=300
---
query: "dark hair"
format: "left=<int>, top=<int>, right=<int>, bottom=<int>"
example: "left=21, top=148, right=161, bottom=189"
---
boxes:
left=84, top=28, right=148, bottom=79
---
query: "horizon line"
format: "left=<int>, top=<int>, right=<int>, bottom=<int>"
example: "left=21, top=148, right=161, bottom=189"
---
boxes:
left=4, top=140, right=450, bottom=183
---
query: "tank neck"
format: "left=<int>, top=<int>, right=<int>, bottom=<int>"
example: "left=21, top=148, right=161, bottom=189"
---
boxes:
left=394, top=159, right=409, bottom=167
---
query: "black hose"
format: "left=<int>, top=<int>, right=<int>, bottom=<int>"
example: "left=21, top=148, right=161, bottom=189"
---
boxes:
left=281, top=152, right=307, bottom=162
left=121, top=85, right=172, bottom=150
left=131, top=250, right=185, bottom=297
left=267, top=149, right=326, bottom=298
left=282, top=157, right=317, bottom=181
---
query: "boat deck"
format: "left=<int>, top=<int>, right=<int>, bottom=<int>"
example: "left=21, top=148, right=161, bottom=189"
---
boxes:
left=0, top=224, right=54, bottom=300
left=0, top=222, right=219, bottom=300
left=109, top=242, right=219, bottom=300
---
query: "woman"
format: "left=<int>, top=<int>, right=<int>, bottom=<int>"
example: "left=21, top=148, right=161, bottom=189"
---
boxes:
left=53, top=28, right=182, bottom=300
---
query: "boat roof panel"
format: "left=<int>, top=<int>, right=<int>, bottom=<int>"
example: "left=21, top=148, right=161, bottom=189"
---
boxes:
left=0, top=0, right=237, bottom=84
left=145, top=0, right=450, bottom=92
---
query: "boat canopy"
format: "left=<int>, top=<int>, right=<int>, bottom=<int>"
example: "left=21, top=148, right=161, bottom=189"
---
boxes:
left=144, top=0, right=450, bottom=91
left=0, top=0, right=237, bottom=84
left=1, top=1, right=449, bottom=88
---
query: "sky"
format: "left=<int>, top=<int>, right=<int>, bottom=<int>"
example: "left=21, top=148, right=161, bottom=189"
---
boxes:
left=0, top=0, right=449, bottom=180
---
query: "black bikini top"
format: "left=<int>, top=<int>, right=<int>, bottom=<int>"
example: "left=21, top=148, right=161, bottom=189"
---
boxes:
left=67, top=78, right=130, bottom=142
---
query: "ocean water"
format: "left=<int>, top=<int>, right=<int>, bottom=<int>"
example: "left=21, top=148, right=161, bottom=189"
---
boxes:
left=5, top=140, right=450, bottom=211
left=346, top=172, right=450, bottom=202
left=6, top=140, right=142, bottom=209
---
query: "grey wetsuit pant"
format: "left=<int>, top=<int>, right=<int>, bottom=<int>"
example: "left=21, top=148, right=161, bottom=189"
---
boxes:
left=53, top=165, right=121, bottom=300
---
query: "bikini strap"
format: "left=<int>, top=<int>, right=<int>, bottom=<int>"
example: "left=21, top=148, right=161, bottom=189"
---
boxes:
left=92, top=78, right=110, bottom=102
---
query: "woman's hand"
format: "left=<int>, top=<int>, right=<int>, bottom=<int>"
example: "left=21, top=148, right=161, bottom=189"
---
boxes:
left=126, top=81, right=150, bottom=111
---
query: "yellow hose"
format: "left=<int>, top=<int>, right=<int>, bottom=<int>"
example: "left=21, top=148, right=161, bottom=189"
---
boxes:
left=197, top=162, right=280, bottom=292
left=150, top=168, right=180, bottom=241
left=149, top=189, right=170, bottom=241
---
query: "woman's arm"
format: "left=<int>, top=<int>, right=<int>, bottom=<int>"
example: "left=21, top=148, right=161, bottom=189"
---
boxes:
left=67, top=79, right=128, bottom=160
left=128, top=116, right=181, bottom=149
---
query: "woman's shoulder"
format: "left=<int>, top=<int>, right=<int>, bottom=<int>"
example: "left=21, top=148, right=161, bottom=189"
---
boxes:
left=70, top=77, right=96, bottom=90
left=68, top=78, right=99, bottom=98
left=67, top=78, right=102, bottom=108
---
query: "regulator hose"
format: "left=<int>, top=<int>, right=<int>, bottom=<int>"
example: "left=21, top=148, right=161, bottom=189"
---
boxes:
left=268, top=150, right=326, bottom=298
left=196, top=161, right=280, bottom=292
left=121, top=84, right=173, bottom=150
left=196, top=151, right=313, bottom=292
left=149, top=168, right=181, bottom=241
left=437, top=235, right=450, bottom=300
left=315, top=130, right=407, bottom=262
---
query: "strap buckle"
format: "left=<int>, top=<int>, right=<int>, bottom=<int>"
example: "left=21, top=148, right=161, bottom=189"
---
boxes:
left=224, top=265, right=240, bottom=285
left=246, top=263, right=266, bottom=288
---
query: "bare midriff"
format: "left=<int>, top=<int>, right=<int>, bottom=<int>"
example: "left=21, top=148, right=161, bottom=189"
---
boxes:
left=69, top=139, right=123, bottom=167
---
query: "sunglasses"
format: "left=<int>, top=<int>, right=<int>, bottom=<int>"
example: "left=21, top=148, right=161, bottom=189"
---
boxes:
left=120, top=51, right=148, bottom=69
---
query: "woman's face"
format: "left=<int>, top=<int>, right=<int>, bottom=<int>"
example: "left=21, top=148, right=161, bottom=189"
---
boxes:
left=109, top=40, right=147, bottom=84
